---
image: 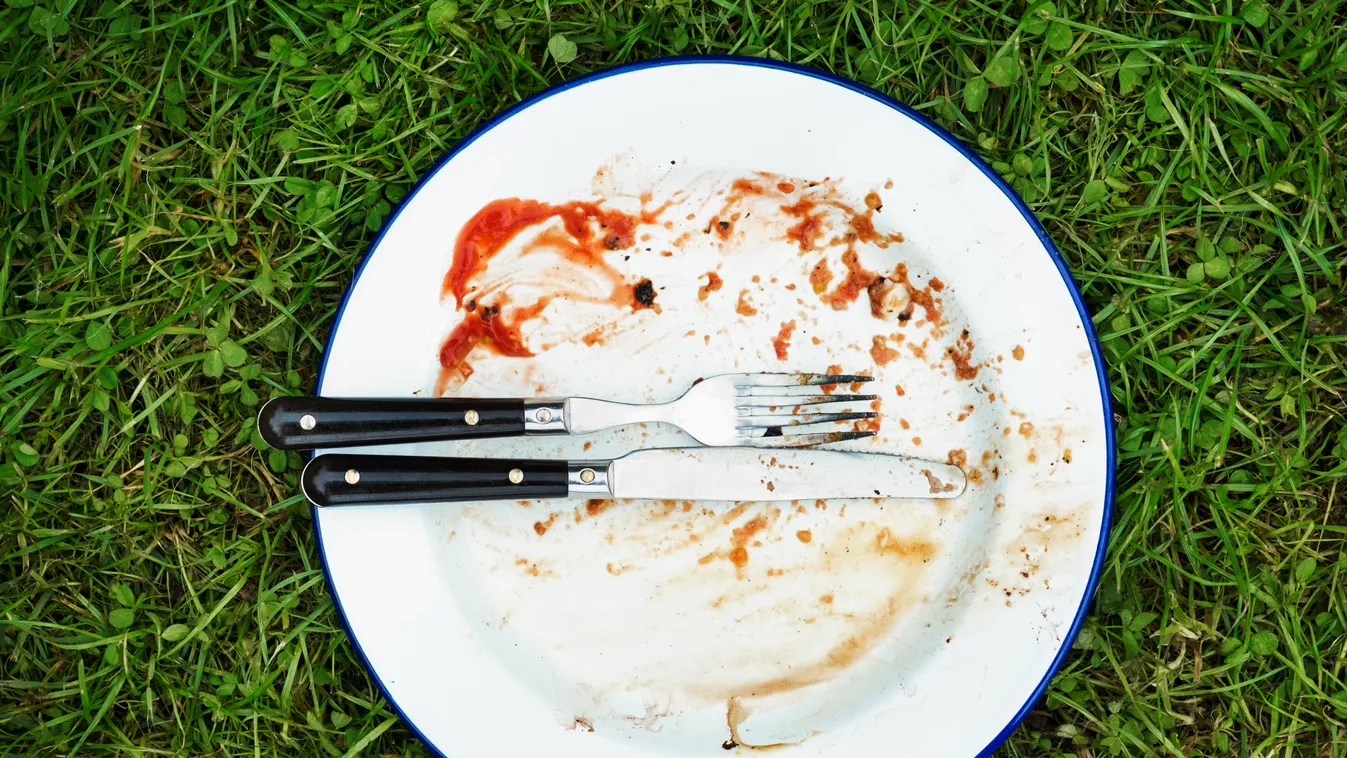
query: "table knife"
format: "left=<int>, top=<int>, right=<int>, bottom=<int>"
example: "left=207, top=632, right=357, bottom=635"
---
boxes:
left=301, top=447, right=966, bottom=507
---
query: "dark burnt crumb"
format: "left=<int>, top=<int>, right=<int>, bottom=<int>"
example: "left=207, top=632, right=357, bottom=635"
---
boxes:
left=465, top=299, right=477, bottom=312
left=604, top=234, right=624, bottom=250
left=671, top=160, right=676, bottom=164
left=704, top=223, right=713, bottom=234
left=897, top=307, right=913, bottom=322
left=763, top=427, right=783, bottom=437
left=480, top=304, right=500, bottom=320
left=718, top=220, right=730, bottom=231
left=633, top=278, right=657, bottom=307
left=624, top=255, right=630, bottom=261
left=723, top=740, right=738, bottom=750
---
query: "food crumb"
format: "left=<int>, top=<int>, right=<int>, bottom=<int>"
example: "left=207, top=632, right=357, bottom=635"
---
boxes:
left=929, top=277, right=945, bottom=292
left=533, top=513, right=558, bottom=536
left=633, top=278, right=657, bottom=308
left=736, top=289, right=758, bottom=316
left=698, top=272, right=723, bottom=301
left=870, top=335, right=900, bottom=365
left=1019, top=422, right=1034, bottom=437
left=822, top=364, right=844, bottom=394
left=1063, top=448, right=1073, bottom=463
left=796, top=529, right=812, bottom=543
left=809, top=259, right=833, bottom=294
left=894, top=384, right=905, bottom=396
left=772, top=320, right=797, bottom=360
left=1013, top=344, right=1025, bottom=360
left=912, top=436, right=922, bottom=445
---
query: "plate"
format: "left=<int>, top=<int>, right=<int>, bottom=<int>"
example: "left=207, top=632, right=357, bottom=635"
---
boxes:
left=314, top=57, right=1113, bottom=757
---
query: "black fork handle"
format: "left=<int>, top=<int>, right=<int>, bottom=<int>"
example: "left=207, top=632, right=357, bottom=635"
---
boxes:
left=258, top=397, right=528, bottom=450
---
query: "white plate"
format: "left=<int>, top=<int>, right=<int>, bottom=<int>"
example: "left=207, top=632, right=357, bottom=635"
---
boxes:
left=314, top=57, right=1114, bottom=757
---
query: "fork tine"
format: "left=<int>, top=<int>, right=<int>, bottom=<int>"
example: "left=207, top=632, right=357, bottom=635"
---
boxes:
left=737, top=373, right=875, bottom=387
left=738, top=385, right=873, bottom=397
left=737, top=411, right=877, bottom=429
left=739, top=430, right=878, bottom=448
left=736, top=393, right=877, bottom=408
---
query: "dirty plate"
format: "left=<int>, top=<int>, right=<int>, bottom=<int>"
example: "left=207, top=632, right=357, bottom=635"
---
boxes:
left=313, top=57, right=1113, bottom=757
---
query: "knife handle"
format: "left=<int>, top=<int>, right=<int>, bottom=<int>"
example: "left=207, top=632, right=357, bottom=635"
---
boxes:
left=303, top=454, right=571, bottom=507
left=258, top=396, right=548, bottom=450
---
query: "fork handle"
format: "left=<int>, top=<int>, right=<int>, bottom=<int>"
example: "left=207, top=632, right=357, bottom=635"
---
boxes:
left=258, top=396, right=563, bottom=450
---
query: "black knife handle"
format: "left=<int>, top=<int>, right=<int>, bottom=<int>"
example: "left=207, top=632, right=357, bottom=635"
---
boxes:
left=303, top=454, right=571, bottom=507
left=258, top=397, right=528, bottom=450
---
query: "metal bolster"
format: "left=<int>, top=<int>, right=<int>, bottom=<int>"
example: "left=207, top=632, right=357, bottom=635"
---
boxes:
left=566, top=462, right=611, bottom=496
left=523, top=399, right=567, bottom=434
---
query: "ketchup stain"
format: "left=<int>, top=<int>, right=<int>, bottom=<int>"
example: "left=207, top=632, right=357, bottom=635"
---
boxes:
left=438, top=198, right=661, bottom=387
left=783, top=197, right=827, bottom=252
left=771, top=320, right=797, bottom=361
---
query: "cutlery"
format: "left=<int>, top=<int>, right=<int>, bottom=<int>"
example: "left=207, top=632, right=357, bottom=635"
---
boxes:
left=301, top=447, right=966, bottom=507
left=260, top=372, right=879, bottom=451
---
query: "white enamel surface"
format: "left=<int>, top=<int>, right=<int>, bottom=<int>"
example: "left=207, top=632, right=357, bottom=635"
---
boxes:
left=316, top=61, right=1109, bottom=757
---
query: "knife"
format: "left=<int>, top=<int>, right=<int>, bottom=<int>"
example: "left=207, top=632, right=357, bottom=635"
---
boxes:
left=301, top=447, right=966, bottom=507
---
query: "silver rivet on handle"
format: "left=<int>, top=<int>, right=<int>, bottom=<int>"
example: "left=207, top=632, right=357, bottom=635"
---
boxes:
left=300, top=414, right=316, bottom=431
left=344, top=469, right=360, bottom=485
left=508, top=468, right=524, bottom=484
left=579, top=468, right=595, bottom=484
left=464, top=410, right=479, bottom=425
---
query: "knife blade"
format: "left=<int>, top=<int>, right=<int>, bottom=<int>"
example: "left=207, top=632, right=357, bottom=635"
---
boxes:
left=302, top=448, right=965, bottom=507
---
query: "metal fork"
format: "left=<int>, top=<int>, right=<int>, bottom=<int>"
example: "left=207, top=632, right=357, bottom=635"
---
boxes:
left=258, top=372, right=877, bottom=450
left=562, top=372, right=877, bottom=448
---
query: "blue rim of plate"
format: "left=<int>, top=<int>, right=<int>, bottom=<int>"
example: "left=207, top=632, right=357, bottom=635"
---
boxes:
left=312, top=54, right=1115, bottom=758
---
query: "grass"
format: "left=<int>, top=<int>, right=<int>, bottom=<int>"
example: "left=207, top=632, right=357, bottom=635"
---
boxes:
left=1, top=0, right=1344, bottom=755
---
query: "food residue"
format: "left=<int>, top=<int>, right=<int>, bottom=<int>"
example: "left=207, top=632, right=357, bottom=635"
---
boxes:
left=772, top=321, right=797, bottom=360
left=810, top=259, right=833, bottom=293
left=633, top=278, right=658, bottom=308
left=1013, top=344, right=1025, bottom=360
left=736, top=289, right=758, bottom=316
left=436, top=197, right=668, bottom=391
left=946, top=328, right=979, bottom=380
left=533, top=513, right=558, bottom=536
left=698, top=271, right=723, bottom=301
left=869, top=335, right=900, bottom=365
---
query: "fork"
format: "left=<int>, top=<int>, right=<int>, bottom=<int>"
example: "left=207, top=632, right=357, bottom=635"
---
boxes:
left=258, top=372, right=878, bottom=450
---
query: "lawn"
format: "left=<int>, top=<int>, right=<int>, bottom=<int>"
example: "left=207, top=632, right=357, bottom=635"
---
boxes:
left=1, top=0, right=1345, bottom=756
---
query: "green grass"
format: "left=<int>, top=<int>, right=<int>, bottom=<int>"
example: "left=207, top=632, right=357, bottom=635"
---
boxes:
left=1, top=0, right=1345, bottom=755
